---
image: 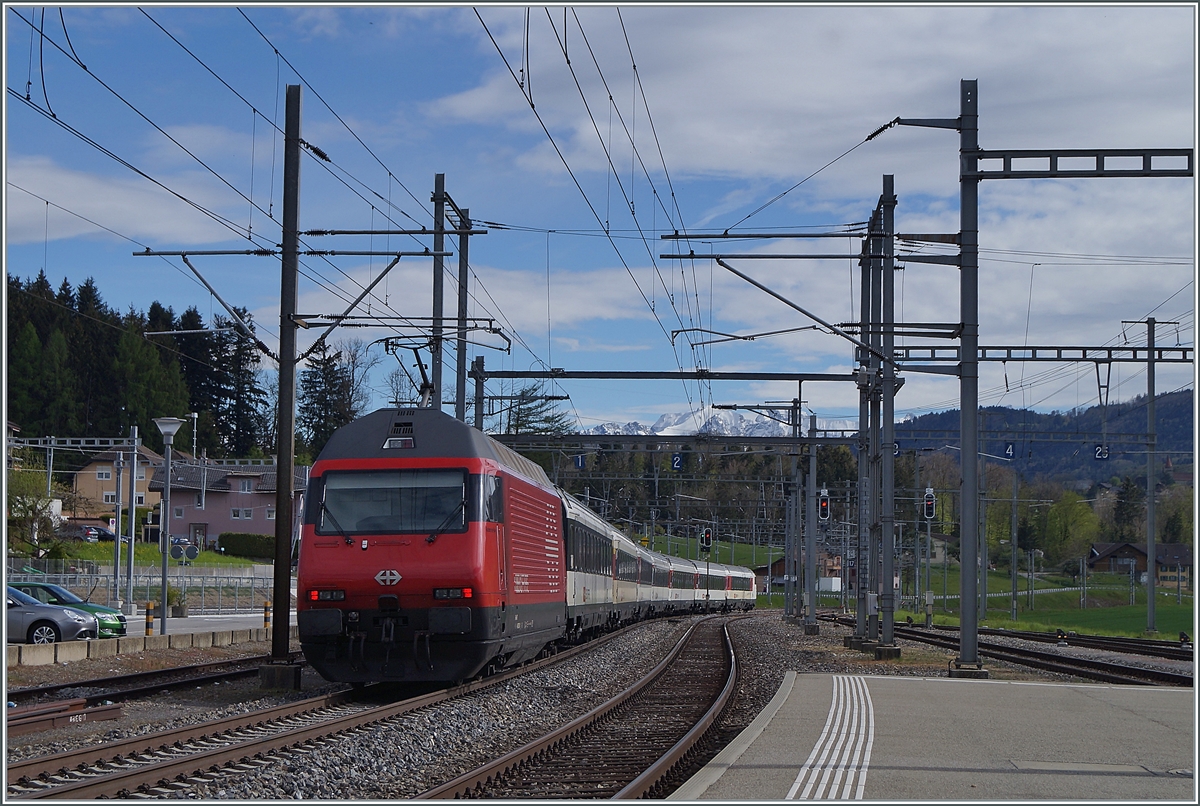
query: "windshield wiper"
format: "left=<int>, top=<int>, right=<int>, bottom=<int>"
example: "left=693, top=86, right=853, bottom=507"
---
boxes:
left=321, top=501, right=354, bottom=545
left=427, top=500, right=465, bottom=544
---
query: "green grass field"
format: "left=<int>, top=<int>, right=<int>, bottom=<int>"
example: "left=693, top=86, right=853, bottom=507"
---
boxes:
left=53, top=541, right=259, bottom=568
left=46, top=534, right=1196, bottom=639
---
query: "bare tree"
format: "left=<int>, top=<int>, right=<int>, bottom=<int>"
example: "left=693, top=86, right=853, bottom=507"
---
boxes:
left=384, top=363, right=418, bottom=406
left=338, top=338, right=382, bottom=420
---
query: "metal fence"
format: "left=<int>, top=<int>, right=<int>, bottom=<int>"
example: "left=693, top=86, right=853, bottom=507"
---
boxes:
left=7, top=558, right=274, bottom=577
left=5, top=571, right=282, bottom=614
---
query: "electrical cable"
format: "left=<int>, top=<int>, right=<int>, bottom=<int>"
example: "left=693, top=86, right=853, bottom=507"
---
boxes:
left=475, top=10, right=692, bottom=375
left=238, top=8, right=429, bottom=219
left=532, top=10, right=705, bottom=416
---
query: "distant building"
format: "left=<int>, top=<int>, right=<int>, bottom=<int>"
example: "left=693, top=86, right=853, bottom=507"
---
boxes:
left=1087, top=542, right=1192, bottom=589
left=148, top=459, right=309, bottom=549
left=71, top=446, right=163, bottom=520
left=1162, top=456, right=1194, bottom=487
left=757, top=546, right=845, bottom=592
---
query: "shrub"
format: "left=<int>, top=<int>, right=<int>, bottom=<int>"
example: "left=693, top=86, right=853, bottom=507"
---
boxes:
left=218, top=532, right=275, bottom=560
left=152, top=585, right=185, bottom=606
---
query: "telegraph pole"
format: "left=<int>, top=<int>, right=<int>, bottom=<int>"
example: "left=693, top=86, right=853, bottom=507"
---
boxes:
left=263, top=84, right=303, bottom=687
left=958, top=80, right=982, bottom=672
left=1145, top=317, right=1158, bottom=632
left=431, top=173, right=446, bottom=409
left=455, top=208, right=472, bottom=421
left=880, top=174, right=898, bottom=651
left=804, top=413, right=819, bottom=633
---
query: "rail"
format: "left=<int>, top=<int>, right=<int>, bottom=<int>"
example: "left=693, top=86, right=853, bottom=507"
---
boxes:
left=6, top=624, right=639, bottom=798
left=415, top=616, right=736, bottom=799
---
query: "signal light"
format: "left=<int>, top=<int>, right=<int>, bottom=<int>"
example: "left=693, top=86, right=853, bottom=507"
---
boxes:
left=923, top=488, right=936, bottom=520
left=818, top=489, right=830, bottom=521
left=700, top=527, right=713, bottom=549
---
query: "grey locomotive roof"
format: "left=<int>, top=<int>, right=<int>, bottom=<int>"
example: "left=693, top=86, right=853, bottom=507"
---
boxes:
left=316, top=407, right=553, bottom=489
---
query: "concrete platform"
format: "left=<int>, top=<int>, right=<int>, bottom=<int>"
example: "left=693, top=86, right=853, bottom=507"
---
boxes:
left=8, top=613, right=298, bottom=668
left=672, top=672, right=1194, bottom=801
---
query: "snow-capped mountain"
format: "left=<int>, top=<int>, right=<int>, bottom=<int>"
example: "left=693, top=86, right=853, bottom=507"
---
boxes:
left=582, top=408, right=859, bottom=437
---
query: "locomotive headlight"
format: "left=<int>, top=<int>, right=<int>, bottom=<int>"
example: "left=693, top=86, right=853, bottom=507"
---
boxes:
left=433, top=587, right=473, bottom=600
left=308, top=589, right=346, bottom=602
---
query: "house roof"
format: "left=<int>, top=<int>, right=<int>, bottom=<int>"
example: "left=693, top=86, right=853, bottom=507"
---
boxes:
left=148, top=462, right=308, bottom=493
left=1089, top=542, right=1193, bottom=566
left=84, top=445, right=164, bottom=465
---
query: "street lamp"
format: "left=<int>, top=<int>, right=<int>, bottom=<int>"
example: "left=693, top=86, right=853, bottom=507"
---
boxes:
left=154, top=416, right=185, bottom=636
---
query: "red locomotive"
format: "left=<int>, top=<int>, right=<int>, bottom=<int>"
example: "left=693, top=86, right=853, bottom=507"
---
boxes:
left=296, top=407, right=754, bottom=684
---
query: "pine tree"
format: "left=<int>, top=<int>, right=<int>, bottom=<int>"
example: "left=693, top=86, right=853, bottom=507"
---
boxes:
left=112, top=315, right=190, bottom=451
left=7, top=322, right=43, bottom=432
left=25, top=270, right=56, bottom=343
left=72, top=278, right=122, bottom=435
left=504, top=384, right=573, bottom=435
left=298, top=340, right=352, bottom=457
left=1112, top=476, right=1145, bottom=543
left=174, top=307, right=224, bottom=454
left=218, top=309, right=267, bottom=456
left=40, top=329, right=82, bottom=435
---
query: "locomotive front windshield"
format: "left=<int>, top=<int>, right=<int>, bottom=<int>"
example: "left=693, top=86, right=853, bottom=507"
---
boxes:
left=316, top=469, right=467, bottom=535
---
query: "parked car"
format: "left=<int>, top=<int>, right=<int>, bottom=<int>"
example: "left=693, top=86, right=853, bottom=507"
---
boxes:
left=8, top=582, right=128, bottom=639
left=60, top=524, right=119, bottom=542
left=6, top=587, right=98, bottom=644
left=84, top=525, right=120, bottom=541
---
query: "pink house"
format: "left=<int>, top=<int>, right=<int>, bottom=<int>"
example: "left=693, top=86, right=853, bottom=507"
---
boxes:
left=148, top=459, right=308, bottom=550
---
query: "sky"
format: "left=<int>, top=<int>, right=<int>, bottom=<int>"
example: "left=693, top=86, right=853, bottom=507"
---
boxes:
left=4, top=3, right=1197, bottom=433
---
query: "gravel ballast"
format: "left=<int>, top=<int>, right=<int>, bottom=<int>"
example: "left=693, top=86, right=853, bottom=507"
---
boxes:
left=6, top=611, right=1188, bottom=799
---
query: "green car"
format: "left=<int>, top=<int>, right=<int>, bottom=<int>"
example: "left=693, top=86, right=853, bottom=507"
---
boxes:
left=9, top=582, right=128, bottom=639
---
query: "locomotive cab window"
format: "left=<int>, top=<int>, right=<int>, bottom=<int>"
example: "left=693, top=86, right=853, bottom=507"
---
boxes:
left=315, top=469, right=468, bottom=535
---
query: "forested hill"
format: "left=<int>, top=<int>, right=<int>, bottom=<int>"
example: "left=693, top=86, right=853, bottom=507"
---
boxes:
left=894, top=389, right=1193, bottom=484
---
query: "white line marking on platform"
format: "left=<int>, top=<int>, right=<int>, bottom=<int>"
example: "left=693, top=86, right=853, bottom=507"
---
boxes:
left=787, top=675, right=875, bottom=800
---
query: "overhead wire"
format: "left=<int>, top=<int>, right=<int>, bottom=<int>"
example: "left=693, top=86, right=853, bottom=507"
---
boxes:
left=230, top=8, right=566, bottom=392
left=9, top=7, right=279, bottom=244
left=615, top=7, right=711, bottom=394
left=549, top=16, right=700, bottom=341
left=134, top=8, right=453, bottom=343
left=237, top=8, right=430, bottom=220
left=474, top=10, right=694, bottom=396
left=537, top=9, right=709, bottom=416
left=897, top=277, right=1195, bottom=418
left=7, top=182, right=209, bottom=292
left=8, top=87, right=373, bottom=348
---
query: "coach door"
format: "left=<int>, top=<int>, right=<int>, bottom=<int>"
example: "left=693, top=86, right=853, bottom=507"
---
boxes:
left=492, top=525, right=506, bottom=594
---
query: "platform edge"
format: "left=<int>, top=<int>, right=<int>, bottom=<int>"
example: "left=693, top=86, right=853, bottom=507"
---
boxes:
left=668, top=670, right=798, bottom=801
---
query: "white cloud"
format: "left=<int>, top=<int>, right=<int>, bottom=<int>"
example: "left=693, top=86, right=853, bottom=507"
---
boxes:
left=6, top=156, right=238, bottom=246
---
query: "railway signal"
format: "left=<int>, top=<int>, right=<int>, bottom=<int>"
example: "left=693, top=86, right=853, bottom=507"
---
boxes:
left=923, top=488, right=936, bottom=520
left=700, top=527, right=713, bottom=550
left=818, top=489, right=830, bottom=521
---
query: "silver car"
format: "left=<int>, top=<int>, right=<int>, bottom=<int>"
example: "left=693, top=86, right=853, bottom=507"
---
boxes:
left=6, top=586, right=98, bottom=644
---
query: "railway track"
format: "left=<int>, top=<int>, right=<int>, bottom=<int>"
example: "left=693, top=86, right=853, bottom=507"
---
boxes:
left=970, top=626, right=1194, bottom=662
left=415, top=616, right=738, bottom=799
left=822, top=616, right=1191, bottom=687
left=5, top=624, right=640, bottom=799
left=6, top=654, right=301, bottom=708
